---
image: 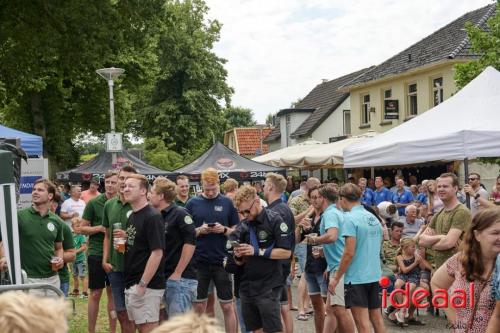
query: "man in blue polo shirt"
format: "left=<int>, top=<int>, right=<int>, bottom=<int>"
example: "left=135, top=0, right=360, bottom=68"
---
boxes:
left=373, top=176, right=391, bottom=206
left=392, top=178, right=413, bottom=216
left=307, top=183, right=355, bottom=333
left=330, top=183, right=384, bottom=333
left=359, top=178, right=375, bottom=207
left=185, top=168, right=238, bottom=333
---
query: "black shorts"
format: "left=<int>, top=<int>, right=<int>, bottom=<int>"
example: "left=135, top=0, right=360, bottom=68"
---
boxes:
left=345, top=282, right=381, bottom=309
left=195, top=263, right=233, bottom=302
left=241, top=287, right=282, bottom=333
left=87, top=255, right=110, bottom=290
left=280, top=262, right=291, bottom=304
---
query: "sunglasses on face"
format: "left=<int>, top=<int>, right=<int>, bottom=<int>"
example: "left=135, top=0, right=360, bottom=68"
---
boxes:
left=468, top=178, right=478, bottom=181
left=238, top=200, right=256, bottom=216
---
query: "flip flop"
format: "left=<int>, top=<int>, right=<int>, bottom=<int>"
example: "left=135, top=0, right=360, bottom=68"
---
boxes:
left=407, top=318, right=425, bottom=326
left=305, top=309, right=314, bottom=315
left=290, top=307, right=299, bottom=311
left=296, top=314, right=308, bottom=321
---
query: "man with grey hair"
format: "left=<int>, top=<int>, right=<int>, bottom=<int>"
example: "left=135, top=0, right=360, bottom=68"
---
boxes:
left=401, top=205, right=425, bottom=238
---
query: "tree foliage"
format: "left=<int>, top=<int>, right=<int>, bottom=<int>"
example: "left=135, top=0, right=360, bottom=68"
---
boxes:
left=144, top=137, right=185, bottom=171
left=0, top=0, right=163, bottom=170
left=137, top=0, right=233, bottom=156
left=455, top=0, right=500, bottom=89
left=454, top=0, right=500, bottom=167
left=223, top=106, right=256, bottom=128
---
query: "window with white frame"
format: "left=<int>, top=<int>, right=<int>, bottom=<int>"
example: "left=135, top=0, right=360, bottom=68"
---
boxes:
left=361, top=94, right=370, bottom=124
left=407, top=83, right=418, bottom=116
left=433, top=77, right=443, bottom=106
left=343, top=110, right=351, bottom=135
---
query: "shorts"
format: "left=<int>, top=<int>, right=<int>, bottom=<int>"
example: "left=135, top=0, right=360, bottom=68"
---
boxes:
left=60, top=281, right=69, bottom=298
left=195, top=263, right=233, bottom=302
left=72, top=261, right=86, bottom=278
left=328, top=272, right=345, bottom=306
left=165, top=278, right=198, bottom=317
left=107, top=272, right=126, bottom=312
left=125, top=285, right=164, bottom=325
left=420, top=270, right=431, bottom=282
left=88, top=255, right=110, bottom=290
left=27, top=275, right=61, bottom=298
left=294, top=243, right=307, bottom=275
left=207, top=280, right=215, bottom=295
left=305, top=271, right=327, bottom=297
left=241, top=287, right=282, bottom=332
left=344, top=282, right=381, bottom=309
left=280, top=262, right=291, bottom=304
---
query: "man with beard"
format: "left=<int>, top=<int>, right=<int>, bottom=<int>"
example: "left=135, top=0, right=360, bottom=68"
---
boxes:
left=102, top=165, right=136, bottom=333
left=233, top=185, right=292, bottom=333
left=186, top=168, right=238, bottom=333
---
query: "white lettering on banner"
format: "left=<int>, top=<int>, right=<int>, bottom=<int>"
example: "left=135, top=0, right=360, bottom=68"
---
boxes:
left=219, top=172, right=229, bottom=179
left=250, top=171, right=266, bottom=178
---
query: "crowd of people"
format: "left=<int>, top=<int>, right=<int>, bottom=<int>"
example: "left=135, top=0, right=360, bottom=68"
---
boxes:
left=0, top=167, right=499, bottom=333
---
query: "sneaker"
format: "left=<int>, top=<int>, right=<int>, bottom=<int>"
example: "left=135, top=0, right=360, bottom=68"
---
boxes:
left=395, top=310, right=405, bottom=324
left=80, top=292, right=88, bottom=299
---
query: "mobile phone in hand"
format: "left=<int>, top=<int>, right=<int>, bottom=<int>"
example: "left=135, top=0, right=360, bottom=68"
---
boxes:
left=207, top=223, right=216, bottom=228
left=230, top=240, right=241, bottom=248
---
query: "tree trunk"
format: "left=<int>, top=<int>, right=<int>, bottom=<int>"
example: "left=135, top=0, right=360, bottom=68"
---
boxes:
left=30, top=92, right=47, bottom=157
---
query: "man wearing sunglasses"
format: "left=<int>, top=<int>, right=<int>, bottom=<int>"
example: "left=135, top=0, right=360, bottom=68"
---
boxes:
left=462, top=172, right=489, bottom=217
left=233, top=185, right=292, bottom=333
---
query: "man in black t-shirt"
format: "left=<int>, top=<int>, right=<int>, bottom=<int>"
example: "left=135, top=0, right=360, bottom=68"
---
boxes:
left=121, top=174, right=165, bottom=332
left=150, top=177, right=197, bottom=318
left=233, top=185, right=292, bottom=333
left=264, top=172, right=295, bottom=333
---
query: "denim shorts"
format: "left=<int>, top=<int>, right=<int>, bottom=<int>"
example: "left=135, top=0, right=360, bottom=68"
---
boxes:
left=107, top=272, right=126, bottom=312
left=294, top=243, right=307, bottom=275
left=165, top=278, right=198, bottom=317
left=60, top=281, right=69, bottom=298
left=305, top=271, right=327, bottom=297
left=72, top=261, right=86, bottom=278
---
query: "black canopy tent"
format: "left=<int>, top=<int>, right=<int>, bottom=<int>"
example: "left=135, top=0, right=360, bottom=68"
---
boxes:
left=174, top=141, right=286, bottom=182
left=56, top=150, right=174, bottom=182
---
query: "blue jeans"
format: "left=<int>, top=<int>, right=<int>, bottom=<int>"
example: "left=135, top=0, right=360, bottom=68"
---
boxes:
left=165, top=278, right=198, bottom=317
left=305, top=272, right=328, bottom=297
left=294, top=243, right=307, bottom=275
left=60, top=281, right=69, bottom=297
left=107, top=272, right=126, bottom=312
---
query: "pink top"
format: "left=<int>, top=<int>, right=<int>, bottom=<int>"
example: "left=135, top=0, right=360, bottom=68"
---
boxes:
left=445, top=253, right=495, bottom=333
left=491, top=190, right=500, bottom=203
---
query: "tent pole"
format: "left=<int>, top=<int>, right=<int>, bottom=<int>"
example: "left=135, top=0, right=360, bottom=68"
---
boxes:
left=464, top=158, right=470, bottom=209
left=371, top=167, right=375, bottom=179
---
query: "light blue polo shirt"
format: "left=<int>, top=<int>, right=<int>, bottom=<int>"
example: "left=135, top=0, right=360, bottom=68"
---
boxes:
left=342, top=205, right=382, bottom=284
left=374, top=187, right=391, bottom=205
left=320, top=204, right=345, bottom=273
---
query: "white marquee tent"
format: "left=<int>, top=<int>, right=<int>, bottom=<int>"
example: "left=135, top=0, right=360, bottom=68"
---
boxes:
left=344, top=66, right=500, bottom=168
left=253, top=140, right=324, bottom=167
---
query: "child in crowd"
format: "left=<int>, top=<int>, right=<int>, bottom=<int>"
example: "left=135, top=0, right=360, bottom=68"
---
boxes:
left=71, top=217, right=88, bottom=298
left=389, top=238, right=429, bottom=326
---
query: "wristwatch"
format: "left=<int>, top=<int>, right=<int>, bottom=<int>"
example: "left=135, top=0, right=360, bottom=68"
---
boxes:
left=138, top=279, right=147, bottom=288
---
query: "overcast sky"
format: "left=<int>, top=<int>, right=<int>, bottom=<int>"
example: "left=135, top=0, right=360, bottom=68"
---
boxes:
left=205, top=0, right=493, bottom=123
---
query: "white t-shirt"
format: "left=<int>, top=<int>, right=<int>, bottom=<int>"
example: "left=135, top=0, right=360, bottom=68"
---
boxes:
left=401, top=217, right=425, bottom=238
left=60, top=198, right=86, bottom=228
left=377, top=201, right=399, bottom=221
left=470, top=187, right=489, bottom=217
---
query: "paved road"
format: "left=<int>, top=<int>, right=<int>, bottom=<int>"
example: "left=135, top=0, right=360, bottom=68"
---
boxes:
left=215, top=277, right=450, bottom=332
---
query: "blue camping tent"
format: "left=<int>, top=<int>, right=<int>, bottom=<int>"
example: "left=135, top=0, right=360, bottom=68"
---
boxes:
left=0, top=124, right=43, bottom=156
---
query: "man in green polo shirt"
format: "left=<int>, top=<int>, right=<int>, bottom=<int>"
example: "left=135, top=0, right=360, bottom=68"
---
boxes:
left=175, top=175, right=192, bottom=207
left=80, top=172, right=119, bottom=333
left=50, top=191, right=76, bottom=298
left=19, top=179, right=64, bottom=296
left=102, top=166, right=136, bottom=333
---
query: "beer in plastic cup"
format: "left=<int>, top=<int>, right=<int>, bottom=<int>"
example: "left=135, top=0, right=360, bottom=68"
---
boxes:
left=113, top=223, right=122, bottom=230
left=312, top=245, right=323, bottom=256
left=117, top=238, right=126, bottom=253
left=51, top=256, right=59, bottom=271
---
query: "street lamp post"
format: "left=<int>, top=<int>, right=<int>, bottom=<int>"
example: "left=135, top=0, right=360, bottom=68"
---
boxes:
left=96, top=67, right=125, bottom=167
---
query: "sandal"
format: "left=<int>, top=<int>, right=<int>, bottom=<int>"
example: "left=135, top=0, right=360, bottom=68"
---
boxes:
left=296, top=314, right=308, bottom=321
left=290, top=307, right=299, bottom=311
left=407, top=318, right=425, bottom=326
left=305, top=308, right=314, bottom=315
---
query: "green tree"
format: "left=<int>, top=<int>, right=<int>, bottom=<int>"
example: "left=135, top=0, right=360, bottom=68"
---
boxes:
left=454, top=0, right=500, bottom=168
left=455, top=0, right=500, bottom=89
left=265, top=112, right=275, bottom=126
left=0, top=1, right=163, bottom=171
left=223, top=106, right=256, bottom=128
left=144, top=137, right=184, bottom=171
left=137, top=0, right=233, bottom=156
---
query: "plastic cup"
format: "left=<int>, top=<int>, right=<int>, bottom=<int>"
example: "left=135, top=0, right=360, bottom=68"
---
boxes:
left=51, top=256, right=59, bottom=271
left=116, top=238, right=126, bottom=253
left=113, top=223, right=122, bottom=230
